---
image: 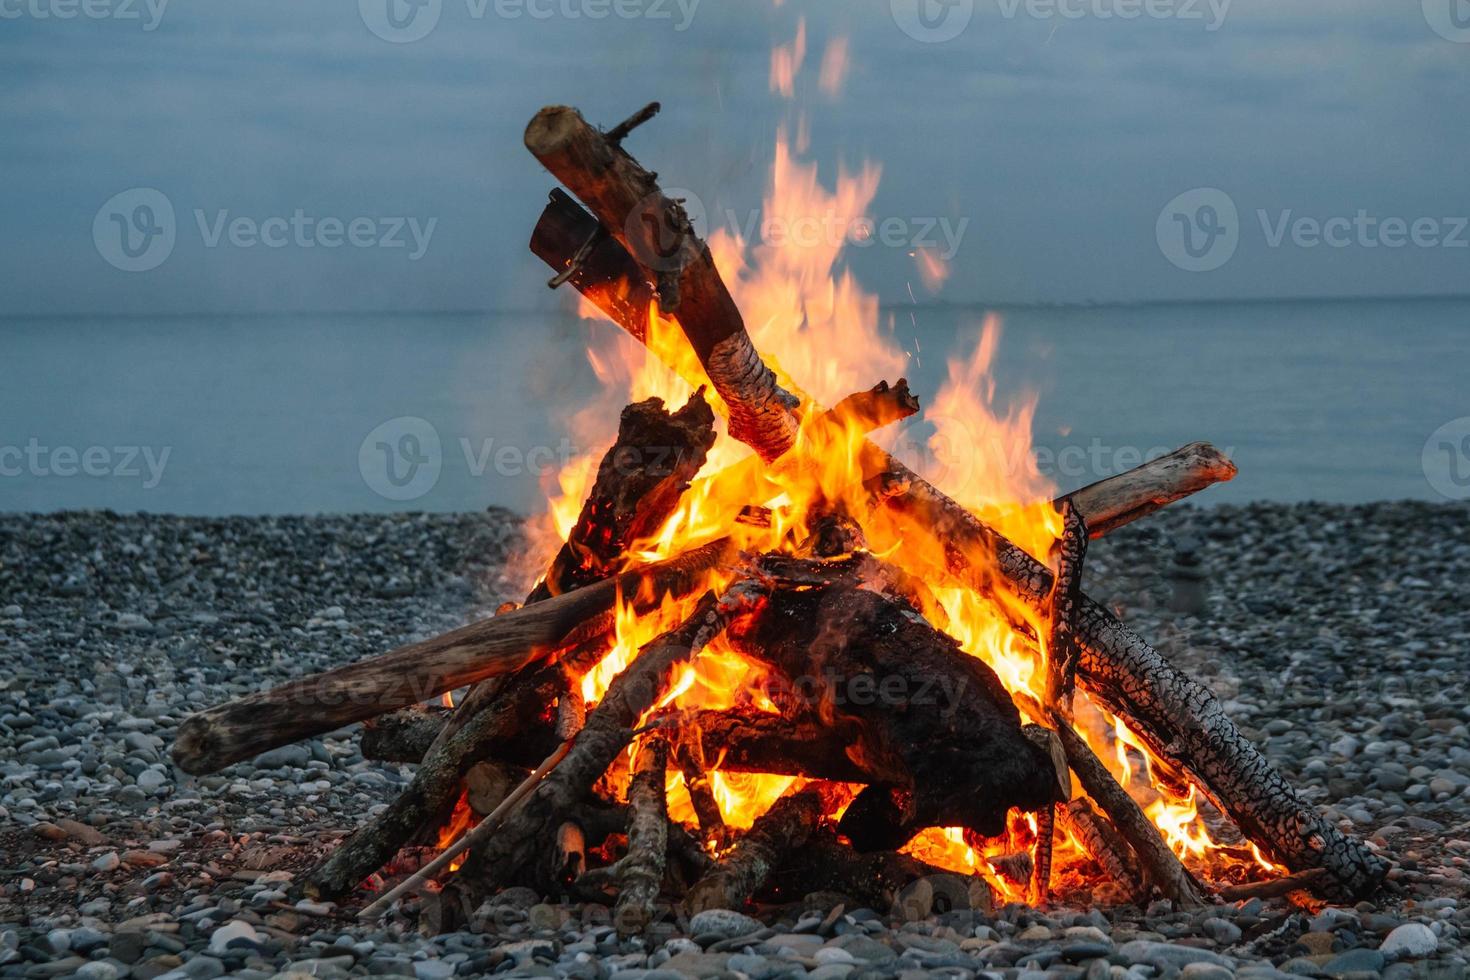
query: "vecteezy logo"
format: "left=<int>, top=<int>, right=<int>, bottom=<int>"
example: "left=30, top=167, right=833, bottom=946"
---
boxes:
left=1423, top=417, right=1470, bottom=500
left=1156, top=187, right=1239, bottom=272
left=359, top=0, right=441, bottom=43
left=1423, top=0, right=1470, bottom=41
left=624, top=188, right=707, bottom=274
left=359, top=417, right=442, bottom=501
left=891, top=0, right=975, bottom=42
left=93, top=188, right=176, bottom=272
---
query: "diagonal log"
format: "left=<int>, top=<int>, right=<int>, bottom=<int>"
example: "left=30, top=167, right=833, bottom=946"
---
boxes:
left=684, top=783, right=842, bottom=913
left=1059, top=797, right=1145, bottom=902
left=1015, top=691, right=1206, bottom=908
left=172, top=537, right=734, bottom=776
left=454, top=585, right=763, bottom=895
left=526, top=107, right=799, bottom=460
left=528, top=156, right=1383, bottom=899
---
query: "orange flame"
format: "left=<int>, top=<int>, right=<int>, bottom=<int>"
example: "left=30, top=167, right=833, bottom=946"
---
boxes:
left=521, top=17, right=1268, bottom=895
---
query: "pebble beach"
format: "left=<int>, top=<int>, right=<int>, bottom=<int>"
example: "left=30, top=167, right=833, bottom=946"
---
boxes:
left=1, top=502, right=1467, bottom=980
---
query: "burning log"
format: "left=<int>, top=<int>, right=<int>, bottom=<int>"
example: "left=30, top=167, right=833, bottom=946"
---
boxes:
left=525, top=105, right=800, bottom=461
left=534, top=168, right=1381, bottom=895
left=614, top=738, right=669, bottom=935
left=454, top=586, right=760, bottom=894
left=657, top=707, right=902, bottom=785
left=526, top=391, right=716, bottom=602
left=172, top=538, right=733, bottom=776
left=305, top=654, right=596, bottom=901
left=775, top=829, right=994, bottom=914
left=1061, top=442, right=1238, bottom=540
left=1013, top=691, right=1206, bottom=908
left=684, top=783, right=838, bottom=913
left=387, top=388, right=714, bottom=878
left=727, top=583, right=1064, bottom=849
left=429, top=388, right=715, bottom=762
left=668, top=736, right=728, bottom=849
left=1058, top=797, right=1145, bottom=901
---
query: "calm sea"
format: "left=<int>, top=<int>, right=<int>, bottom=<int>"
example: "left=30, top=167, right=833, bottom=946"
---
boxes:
left=3, top=297, right=1466, bottom=515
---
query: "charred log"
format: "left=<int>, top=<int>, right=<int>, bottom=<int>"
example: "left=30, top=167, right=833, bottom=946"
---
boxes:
left=684, top=784, right=837, bottom=913
left=614, top=739, right=669, bottom=935
left=526, top=391, right=715, bottom=603
left=773, top=828, right=993, bottom=914
left=1058, top=797, right=1144, bottom=901
left=455, top=587, right=758, bottom=894
left=727, top=584, right=1062, bottom=849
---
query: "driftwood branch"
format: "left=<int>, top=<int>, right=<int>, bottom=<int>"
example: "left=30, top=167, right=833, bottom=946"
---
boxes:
left=526, top=106, right=799, bottom=460
left=1060, top=442, right=1238, bottom=539
left=173, top=537, right=733, bottom=776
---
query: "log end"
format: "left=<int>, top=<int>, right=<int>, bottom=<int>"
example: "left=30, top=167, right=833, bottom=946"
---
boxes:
left=1182, top=441, right=1238, bottom=483
left=525, top=105, right=589, bottom=158
left=171, top=711, right=225, bottom=775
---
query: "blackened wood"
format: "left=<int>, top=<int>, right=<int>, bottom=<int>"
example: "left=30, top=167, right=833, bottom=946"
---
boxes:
left=1014, top=692, right=1205, bottom=908
left=728, top=585, right=1060, bottom=849
left=774, top=829, right=993, bottom=913
left=526, top=391, right=715, bottom=603
left=525, top=105, right=799, bottom=460
left=431, top=390, right=713, bottom=779
left=1033, top=803, right=1056, bottom=906
left=457, top=587, right=758, bottom=894
left=615, top=739, right=669, bottom=935
left=304, top=663, right=575, bottom=901
left=173, top=539, right=733, bottom=776
left=360, top=705, right=451, bottom=763
left=655, top=707, right=904, bottom=785
left=533, top=188, right=656, bottom=340
left=1058, top=797, right=1143, bottom=900
left=684, top=784, right=833, bottom=913
left=671, top=739, right=727, bottom=850
left=1043, top=500, right=1087, bottom=716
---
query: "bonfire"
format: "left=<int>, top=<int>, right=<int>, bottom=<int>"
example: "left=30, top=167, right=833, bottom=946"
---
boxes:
left=169, top=100, right=1387, bottom=932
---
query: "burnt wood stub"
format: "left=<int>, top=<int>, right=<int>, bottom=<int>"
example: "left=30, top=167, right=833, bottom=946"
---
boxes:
left=727, top=585, right=1061, bottom=849
left=527, top=390, right=716, bottom=603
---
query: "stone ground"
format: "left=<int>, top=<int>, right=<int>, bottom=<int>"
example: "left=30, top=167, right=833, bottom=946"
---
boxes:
left=1, top=503, right=1467, bottom=980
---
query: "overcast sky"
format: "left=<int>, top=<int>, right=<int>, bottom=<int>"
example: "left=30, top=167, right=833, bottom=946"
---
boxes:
left=2, top=0, right=1467, bottom=315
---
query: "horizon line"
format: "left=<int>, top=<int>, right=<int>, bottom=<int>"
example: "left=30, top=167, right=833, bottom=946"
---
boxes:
left=4, top=290, right=1469, bottom=322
